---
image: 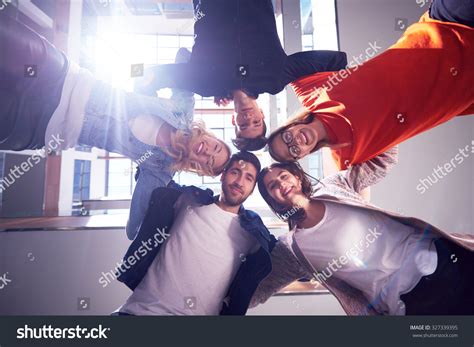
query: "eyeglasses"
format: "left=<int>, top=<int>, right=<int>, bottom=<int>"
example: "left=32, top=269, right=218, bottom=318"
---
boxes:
left=281, top=131, right=301, bottom=159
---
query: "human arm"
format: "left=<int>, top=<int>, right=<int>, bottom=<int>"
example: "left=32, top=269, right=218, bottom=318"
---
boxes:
left=323, top=146, right=399, bottom=194
left=249, top=239, right=308, bottom=308
left=126, top=166, right=170, bottom=240
left=284, top=50, right=348, bottom=82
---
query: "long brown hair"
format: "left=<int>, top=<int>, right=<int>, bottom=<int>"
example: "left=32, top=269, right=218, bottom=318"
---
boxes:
left=257, top=161, right=323, bottom=228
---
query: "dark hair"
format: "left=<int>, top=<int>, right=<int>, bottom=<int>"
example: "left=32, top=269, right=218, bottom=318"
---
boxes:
left=257, top=161, right=321, bottom=227
left=232, top=121, right=268, bottom=151
left=267, top=114, right=314, bottom=162
left=267, top=113, right=328, bottom=162
left=223, top=151, right=261, bottom=175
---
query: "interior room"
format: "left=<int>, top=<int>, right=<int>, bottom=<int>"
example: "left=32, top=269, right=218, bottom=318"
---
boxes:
left=0, top=0, right=472, bottom=316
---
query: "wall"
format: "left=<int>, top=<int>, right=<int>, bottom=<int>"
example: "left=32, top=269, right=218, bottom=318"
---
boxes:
left=0, top=229, right=131, bottom=315
left=0, top=153, right=46, bottom=218
left=0, top=229, right=344, bottom=315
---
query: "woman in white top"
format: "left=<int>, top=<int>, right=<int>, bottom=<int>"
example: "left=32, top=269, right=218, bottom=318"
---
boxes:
left=253, top=147, right=474, bottom=315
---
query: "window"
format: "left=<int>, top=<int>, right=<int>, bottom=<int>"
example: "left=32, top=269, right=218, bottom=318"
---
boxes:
left=106, top=156, right=136, bottom=198
left=75, top=145, right=92, bottom=153
left=82, top=25, right=286, bottom=211
left=83, top=32, right=195, bottom=197
left=288, top=0, right=341, bottom=179
left=73, top=160, right=91, bottom=202
left=83, top=32, right=194, bottom=91
left=308, top=153, right=323, bottom=180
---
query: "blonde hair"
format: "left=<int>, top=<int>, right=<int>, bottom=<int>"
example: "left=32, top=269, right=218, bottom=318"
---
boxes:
left=166, top=121, right=230, bottom=176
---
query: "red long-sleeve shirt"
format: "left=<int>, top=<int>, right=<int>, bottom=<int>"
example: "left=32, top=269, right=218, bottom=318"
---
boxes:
left=291, top=12, right=474, bottom=170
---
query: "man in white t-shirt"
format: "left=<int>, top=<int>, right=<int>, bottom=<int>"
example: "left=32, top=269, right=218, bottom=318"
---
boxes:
left=114, top=151, right=277, bottom=315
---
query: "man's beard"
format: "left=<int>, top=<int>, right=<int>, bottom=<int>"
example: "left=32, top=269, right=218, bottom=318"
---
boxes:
left=221, top=184, right=247, bottom=207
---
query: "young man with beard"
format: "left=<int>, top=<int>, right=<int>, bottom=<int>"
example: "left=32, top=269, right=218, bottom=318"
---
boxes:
left=114, top=151, right=277, bottom=315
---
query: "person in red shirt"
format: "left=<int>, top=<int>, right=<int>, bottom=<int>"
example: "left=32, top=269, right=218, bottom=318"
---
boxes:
left=268, top=0, right=473, bottom=170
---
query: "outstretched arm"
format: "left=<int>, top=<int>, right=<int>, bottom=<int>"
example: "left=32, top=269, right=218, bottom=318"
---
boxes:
left=249, top=239, right=308, bottom=308
left=284, top=50, right=348, bottom=82
left=126, top=167, right=170, bottom=240
left=133, top=63, right=196, bottom=96
left=133, top=48, right=194, bottom=96
left=323, top=146, right=399, bottom=194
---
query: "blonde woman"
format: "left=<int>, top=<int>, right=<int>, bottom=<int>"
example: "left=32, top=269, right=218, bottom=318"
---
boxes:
left=0, top=16, right=231, bottom=240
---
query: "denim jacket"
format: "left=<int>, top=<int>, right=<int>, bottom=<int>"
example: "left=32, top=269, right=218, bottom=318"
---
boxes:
left=117, top=181, right=277, bottom=315
left=77, top=80, right=195, bottom=240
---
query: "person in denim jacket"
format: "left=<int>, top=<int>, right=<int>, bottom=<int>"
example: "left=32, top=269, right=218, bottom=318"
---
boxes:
left=0, top=15, right=231, bottom=240
left=114, top=151, right=277, bottom=315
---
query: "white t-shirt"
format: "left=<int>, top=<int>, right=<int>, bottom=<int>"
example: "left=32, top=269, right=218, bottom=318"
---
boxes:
left=120, top=203, right=258, bottom=315
left=294, top=201, right=438, bottom=315
left=45, top=61, right=95, bottom=152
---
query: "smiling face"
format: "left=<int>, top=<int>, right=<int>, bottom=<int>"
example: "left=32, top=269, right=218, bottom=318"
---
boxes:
left=235, top=105, right=265, bottom=139
left=269, top=122, right=319, bottom=161
left=262, top=168, right=304, bottom=208
left=188, top=133, right=230, bottom=175
left=220, top=160, right=258, bottom=207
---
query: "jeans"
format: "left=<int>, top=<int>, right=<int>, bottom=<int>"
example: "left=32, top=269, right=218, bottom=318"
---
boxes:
left=0, top=15, right=68, bottom=150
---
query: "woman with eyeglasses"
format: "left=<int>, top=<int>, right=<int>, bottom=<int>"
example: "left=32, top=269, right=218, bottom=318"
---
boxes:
left=0, top=16, right=231, bottom=240
left=267, top=1, right=473, bottom=168
left=251, top=147, right=474, bottom=315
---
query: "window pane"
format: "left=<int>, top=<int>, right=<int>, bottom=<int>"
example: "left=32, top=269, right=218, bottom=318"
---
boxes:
left=158, top=35, right=179, bottom=47
left=73, top=160, right=91, bottom=202
left=107, top=159, right=134, bottom=198
left=158, top=47, right=180, bottom=61
left=179, top=35, right=194, bottom=48
left=224, top=128, right=236, bottom=143
left=201, top=114, right=225, bottom=128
